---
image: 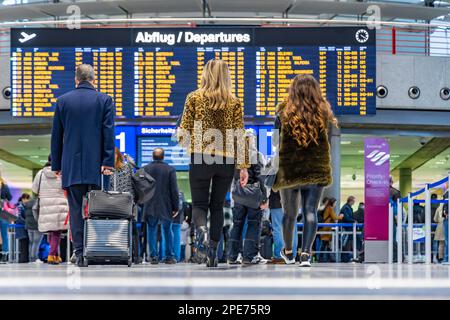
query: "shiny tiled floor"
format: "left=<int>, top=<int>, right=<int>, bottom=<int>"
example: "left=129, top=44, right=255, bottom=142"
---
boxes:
left=0, top=262, right=450, bottom=299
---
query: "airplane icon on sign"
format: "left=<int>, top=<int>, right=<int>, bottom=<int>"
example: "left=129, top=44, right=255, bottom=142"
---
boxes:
left=18, top=32, right=36, bottom=43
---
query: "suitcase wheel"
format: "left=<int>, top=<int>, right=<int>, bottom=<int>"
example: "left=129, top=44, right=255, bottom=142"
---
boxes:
left=83, top=258, right=89, bottom=267
left=127, top=259, right=132, bottom=267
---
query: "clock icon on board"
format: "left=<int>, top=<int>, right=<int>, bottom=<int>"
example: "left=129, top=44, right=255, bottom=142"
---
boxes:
left=355, top=29, right=369, bottom=43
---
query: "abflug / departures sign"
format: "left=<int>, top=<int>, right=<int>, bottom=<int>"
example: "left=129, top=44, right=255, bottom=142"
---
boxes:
left=11, top=27, right=374, bottom=47
left=135, top=31, right=251, bottom=45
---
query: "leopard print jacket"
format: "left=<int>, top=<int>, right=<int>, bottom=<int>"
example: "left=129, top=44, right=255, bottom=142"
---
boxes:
left=179, top=90, right=249, bottom=169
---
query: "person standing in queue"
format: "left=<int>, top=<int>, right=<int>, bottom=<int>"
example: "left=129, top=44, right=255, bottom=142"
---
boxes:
left=51, top=64, right=115, bottom=267
left=178, top=59, right=249, bottom=267
left=272, top=74, right=337, bottom=267
left=142, top=148, right=179, bottom=265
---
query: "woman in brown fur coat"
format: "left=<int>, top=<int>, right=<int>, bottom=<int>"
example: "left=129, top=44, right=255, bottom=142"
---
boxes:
left=272, top=74, right=338, bottom=267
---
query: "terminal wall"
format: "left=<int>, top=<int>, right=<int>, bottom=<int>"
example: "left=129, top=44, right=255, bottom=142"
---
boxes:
left=376, top=54, right=450, bottom=111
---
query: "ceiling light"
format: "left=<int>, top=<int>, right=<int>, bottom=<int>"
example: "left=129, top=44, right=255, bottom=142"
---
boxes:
left=358, top=150, right=364, bottom=154
left=18, top=138, right=29, bottom=142
left=29, top=155, right=39, bottom=159
left=435, top=161, right=445, bottom=165
left=391, top=155, right=400, bottom=158
left=341, top=141, right=351, bottom=145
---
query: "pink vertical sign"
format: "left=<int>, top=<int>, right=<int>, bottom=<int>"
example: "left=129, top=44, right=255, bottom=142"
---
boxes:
left=364, top=138, right=390, bottom=241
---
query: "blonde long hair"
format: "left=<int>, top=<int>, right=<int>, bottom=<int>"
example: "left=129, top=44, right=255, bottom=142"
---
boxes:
left=198, top=59, right=235, bottom=110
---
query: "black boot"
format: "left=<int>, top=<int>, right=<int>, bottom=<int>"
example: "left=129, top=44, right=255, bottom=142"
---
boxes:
left=196, top=226, right=208, bottom=264
left=206, top=240, right=219, bottom=268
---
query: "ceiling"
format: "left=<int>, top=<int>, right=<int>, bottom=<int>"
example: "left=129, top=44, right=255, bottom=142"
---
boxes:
left=0, top=0, right=448, bottom=24
left=0, top=134, right=49, bottom=188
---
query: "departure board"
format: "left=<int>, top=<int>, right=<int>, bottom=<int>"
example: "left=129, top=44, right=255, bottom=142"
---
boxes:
left=10, top=27, right=375, bottom=118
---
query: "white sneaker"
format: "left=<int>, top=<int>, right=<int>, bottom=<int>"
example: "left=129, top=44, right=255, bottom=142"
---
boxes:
left=255, top=254, right=268, bottom=265
left=299, top=253, right=311, bottom=267
left=236, top=253, right=243, bottom=264
left=33, top=259, right=43, bottom=264
left=280, top=249, right=296, bottom=265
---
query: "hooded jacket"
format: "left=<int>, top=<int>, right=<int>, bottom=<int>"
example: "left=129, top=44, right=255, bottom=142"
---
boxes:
left=32, top=166, right=69, bottom=233
left=272, top=104, right=332, bottom=191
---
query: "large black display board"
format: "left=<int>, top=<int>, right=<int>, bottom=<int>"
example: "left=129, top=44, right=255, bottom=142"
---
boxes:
left=10, top=27, right=376, bottom=118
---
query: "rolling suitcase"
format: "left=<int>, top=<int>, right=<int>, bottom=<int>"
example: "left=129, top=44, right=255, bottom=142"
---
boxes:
left=83, top=174, right=133, bottom=267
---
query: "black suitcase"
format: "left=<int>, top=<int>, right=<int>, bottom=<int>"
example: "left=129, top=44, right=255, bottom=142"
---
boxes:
left=83, top=174, right=133, bottom=267
left=83, top=218, right=132, bottom=267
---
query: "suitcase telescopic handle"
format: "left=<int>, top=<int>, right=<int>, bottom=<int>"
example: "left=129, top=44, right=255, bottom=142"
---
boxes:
left=101, top=168, right=116, bottom=191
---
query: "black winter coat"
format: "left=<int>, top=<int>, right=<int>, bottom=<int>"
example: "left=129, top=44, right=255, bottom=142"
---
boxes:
left=142, top=160, right=179, bottom=222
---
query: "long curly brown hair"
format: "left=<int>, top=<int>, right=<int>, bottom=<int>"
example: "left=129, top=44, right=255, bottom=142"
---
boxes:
left=279, top=75, right=338, bottom=148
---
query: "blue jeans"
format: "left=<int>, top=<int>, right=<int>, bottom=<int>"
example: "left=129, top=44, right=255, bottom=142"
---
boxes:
left=147, top=216, right=174, bottom=260
left=444, top=218, right=449, bottom=262
left=172, top=223, right=182, bottom=262
left=271, top=208, right=299, bottom=259
left=228, top=204, right=262, bottom=261
left=271, top=208, right=284, bottom=259
left=0, top=219, right=8, bottom=253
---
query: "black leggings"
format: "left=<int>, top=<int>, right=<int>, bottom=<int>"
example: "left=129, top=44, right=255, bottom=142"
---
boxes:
left=280, top=185, right=324, bottom=254
left=189, top=156, right=235, bottom=242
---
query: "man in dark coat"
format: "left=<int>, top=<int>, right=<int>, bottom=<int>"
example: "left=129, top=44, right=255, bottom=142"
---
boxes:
left=51, top=64, right=115, bottom=267
left=142, top=148, right=179, bottom=264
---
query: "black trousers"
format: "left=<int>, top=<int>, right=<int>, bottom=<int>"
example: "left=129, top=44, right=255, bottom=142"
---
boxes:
left=280, top=185, right=324, bottom=254
left=66, top=184, right=98, bottom=256
left=189, top=156, right=235, bottom=242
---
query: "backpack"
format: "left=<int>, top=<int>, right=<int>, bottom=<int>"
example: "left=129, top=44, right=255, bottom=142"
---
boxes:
left=132, top=168, right=156, bottom=205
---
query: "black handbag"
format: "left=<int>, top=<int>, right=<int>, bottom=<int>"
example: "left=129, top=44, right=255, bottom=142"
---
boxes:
left=87, top=174, right=134, bottom=219
left=132, top=168, right=156, bottom=205
left=232, top=180, right=263, bottom=209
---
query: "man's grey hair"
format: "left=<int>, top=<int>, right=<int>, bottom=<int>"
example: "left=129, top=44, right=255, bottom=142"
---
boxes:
left=76, top=64, right=95, bottom=82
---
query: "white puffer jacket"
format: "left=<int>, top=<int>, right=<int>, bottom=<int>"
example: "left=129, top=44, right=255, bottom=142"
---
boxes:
left=32, top=166, right=68, bottom=233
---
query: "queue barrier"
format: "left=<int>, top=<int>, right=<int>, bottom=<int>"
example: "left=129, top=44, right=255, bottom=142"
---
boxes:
left=296, top=223, right=364, bottom=262
left=297, top=222, right=438, bottom=263
left=392, top=173, right=450, bottom=265
left=7, top=223, right=25, bottom=263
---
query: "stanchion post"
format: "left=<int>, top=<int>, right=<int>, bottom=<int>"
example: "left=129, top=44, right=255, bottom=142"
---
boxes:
left=425, top=185, right=432, bottom=264
left=448, top=173, right=450, bottom=263
left=7, top=226, right=13, bottom=263
left=388, top=203, right=393, bottom=264
left=397, top=198, right=403, bottom=263
left=67, top=221, right=71, bottom=264
left=353, top=223, right=357, bottom=260
left=408, top=193, right=414, bottom=264
left=335, top=227, right=339, bottom=263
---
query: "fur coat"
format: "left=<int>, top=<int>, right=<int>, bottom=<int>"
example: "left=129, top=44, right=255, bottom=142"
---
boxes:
left=272, top=104, right=333, bottom=192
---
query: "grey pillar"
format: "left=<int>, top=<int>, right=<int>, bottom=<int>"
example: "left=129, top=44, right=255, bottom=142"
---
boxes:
left=324, top=126, right=341, bottom=209
left=399, top=168, right=412, bottom=197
